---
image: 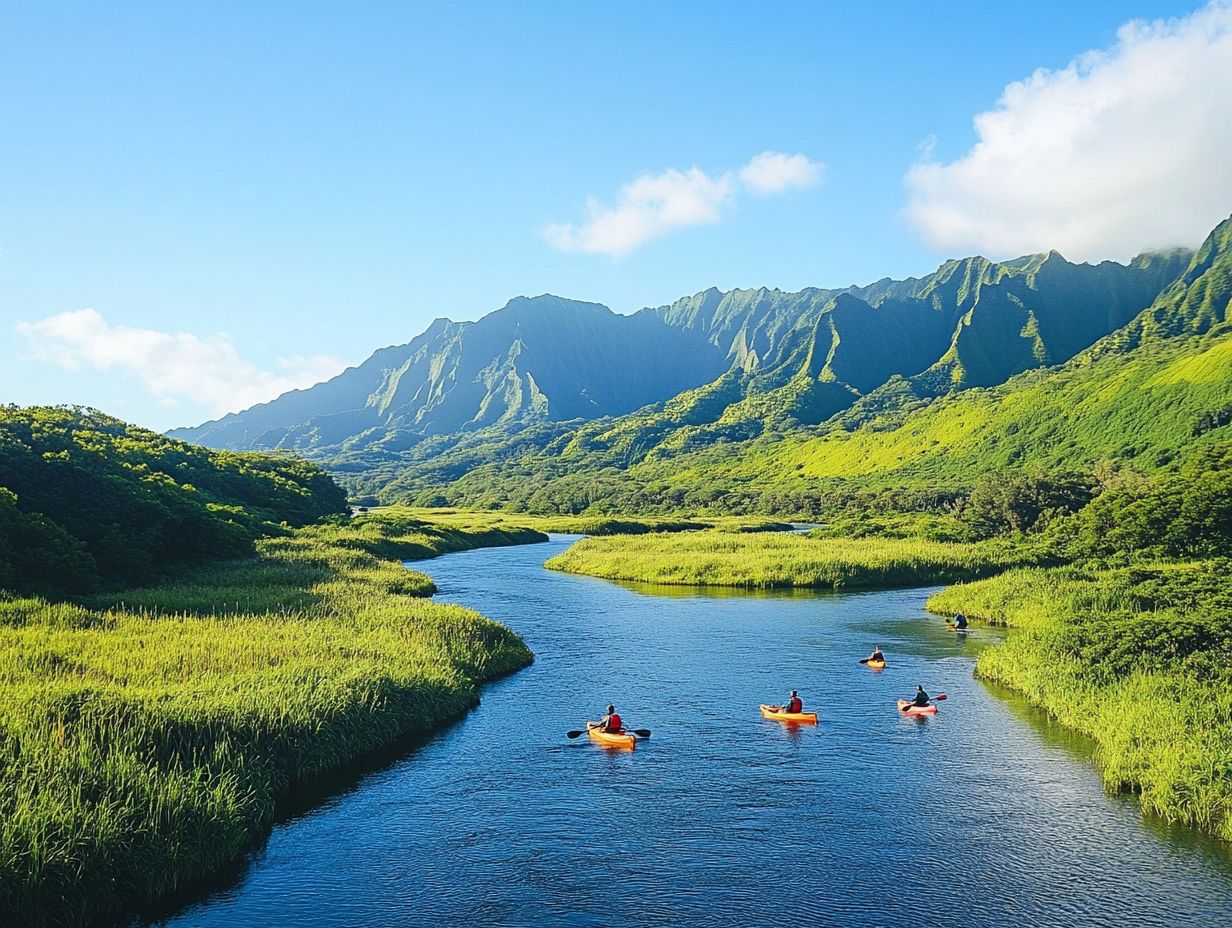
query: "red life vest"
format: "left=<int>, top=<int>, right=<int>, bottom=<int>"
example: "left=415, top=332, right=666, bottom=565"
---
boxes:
left=606, top=713, right=623, bottom=731
left=786, top=697, right=803, bottom=713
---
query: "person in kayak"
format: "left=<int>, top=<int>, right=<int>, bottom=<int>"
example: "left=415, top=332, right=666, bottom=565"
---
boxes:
left=949, top=613, right=969, bottom=630
left=595, top=705, right=624, bottom=732
left=868, top=645, right=885, bottom=663
left=784, top=690, right=803, bottom=713
left=904, top=685, right=931, bottom=709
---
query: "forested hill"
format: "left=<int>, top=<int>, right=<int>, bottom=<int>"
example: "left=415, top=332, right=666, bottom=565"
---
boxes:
left=0, top=406, right=347, bottom=595
left=170, top=247, right=1190, bottom=458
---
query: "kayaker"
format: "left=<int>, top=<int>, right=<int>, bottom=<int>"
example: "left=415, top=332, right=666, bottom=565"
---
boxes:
left=785, top=690, right=803, bottom=713
left=954, top=613, right=969, bottom=630
left=596, top=705, right=624, bottom=733
left=869, top=645, right=885, bottom=663
left=905, top=685, right=931, bottom=709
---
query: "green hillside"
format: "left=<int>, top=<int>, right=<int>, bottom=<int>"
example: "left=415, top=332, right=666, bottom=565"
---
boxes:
left=172, top=246, right=1191, bottom=491
left=377, top=216, right=1231, bottom=514
left=0, top=406, right=347, bottom=595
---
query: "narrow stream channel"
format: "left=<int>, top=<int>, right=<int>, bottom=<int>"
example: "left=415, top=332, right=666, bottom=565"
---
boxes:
left=155, top=536, right=1232, bottom=927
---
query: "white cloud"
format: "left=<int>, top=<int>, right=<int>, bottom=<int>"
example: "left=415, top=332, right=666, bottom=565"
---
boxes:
left=545, top=151, right=824, bottom=258
left=16, top=308, right=345, bottom=419
left=739, top=151, right=824, bottom=194
left=905, top=1, right=1232, bottom=262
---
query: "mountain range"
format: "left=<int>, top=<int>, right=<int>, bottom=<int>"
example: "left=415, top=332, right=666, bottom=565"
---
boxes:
left=172, top=215, right=1232, bottom=511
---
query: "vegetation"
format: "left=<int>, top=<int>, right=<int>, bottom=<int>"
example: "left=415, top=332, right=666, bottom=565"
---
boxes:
left=0, top=406, right=347, bottom=596
left=0, top=480, right=543, bottom=925
left=313, top=216, right=1230, bottom=516
left=0, top=214, right=1227, bottom=926
left=927, top=562, right=1232, bottom=841
left=383, top=506, right=792, bottom=536
left=546, top=532, right=1042, bottom=590
left=545, top=439, right=1232, bottom=843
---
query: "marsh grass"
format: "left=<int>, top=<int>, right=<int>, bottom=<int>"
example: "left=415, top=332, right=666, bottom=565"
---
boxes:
left=0, top=513, right=543, bottom=926
left=389, top=506, right=791, bottom=536
left=928, top=563, right=1232, bottom=840
left=545, top=532, right=1041, bottom=589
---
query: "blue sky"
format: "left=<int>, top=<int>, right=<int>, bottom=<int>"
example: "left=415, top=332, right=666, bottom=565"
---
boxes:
left=3, top=1, right=1227, bottom=430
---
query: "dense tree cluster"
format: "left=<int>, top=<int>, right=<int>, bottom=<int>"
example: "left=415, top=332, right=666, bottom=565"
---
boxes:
left=0, top=406, right=347, bottom=595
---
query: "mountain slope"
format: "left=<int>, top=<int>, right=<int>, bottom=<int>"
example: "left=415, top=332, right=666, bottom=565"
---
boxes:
left=173, top=248, right=1190, bottom=471
left=382, top=216, right=1232, bottom=512
left=172, top=296, right=732, bottom=453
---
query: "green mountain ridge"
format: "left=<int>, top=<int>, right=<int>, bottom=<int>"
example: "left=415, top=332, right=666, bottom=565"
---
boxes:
left=409, top=216, right=1232, bottom=513
left=172, top=241, right=1198, bottom=507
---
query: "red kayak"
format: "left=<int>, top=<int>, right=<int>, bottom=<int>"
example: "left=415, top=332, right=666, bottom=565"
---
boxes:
left=898, top=699, right=937, bottom=716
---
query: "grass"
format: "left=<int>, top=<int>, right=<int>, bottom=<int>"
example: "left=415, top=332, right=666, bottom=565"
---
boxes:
left=928, top=561, right=1232, bottom=840
left=545, top=531, right=1041, bottom=589
left=381, top=506, right=793, bottom=536
left=0, top=512, right=545, bottom=927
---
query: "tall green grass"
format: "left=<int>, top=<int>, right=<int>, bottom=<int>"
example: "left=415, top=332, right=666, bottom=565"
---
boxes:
left=387, top=506, right=791, bottom=536
left=545, top=532, right=1041, bottom=589
left=0, top=513, right=544, bottom=926
left=928, top=562, right=1232, bottom=840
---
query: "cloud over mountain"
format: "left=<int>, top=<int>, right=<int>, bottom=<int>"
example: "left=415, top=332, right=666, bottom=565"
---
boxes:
left=16, top=308, right=344, bottom=418
left=906, top=0, right=1232, bottom=262
left=545, top=151, right=823, bottom=258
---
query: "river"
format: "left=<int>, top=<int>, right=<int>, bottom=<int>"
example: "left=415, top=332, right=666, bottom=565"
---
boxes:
left=155, top=535, right=1232, bottom=927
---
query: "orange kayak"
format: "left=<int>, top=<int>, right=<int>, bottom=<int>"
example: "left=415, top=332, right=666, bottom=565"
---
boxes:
left=867, top=658, right=886, bottom=670
left=898, top=699, right=937, bottom=716
left=587, top=723, right=636, bottom=749
left=760, top=704, right=818, bottom=724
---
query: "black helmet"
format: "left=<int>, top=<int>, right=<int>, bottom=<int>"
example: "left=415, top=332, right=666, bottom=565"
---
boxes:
left=790, top=690, right=798, bottom=697
left=606, top=704, right=615, bottom=714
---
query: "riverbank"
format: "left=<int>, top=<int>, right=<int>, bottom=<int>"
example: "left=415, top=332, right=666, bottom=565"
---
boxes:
left=545, top=531, right=1042, bottom=589
left=545, top=529, right=1231, bottom=842
left=150, top=536, right=1232, bottom=927
left=383, top=506, right=793, bottom=536
left=0, top=512, right=546, bottom=927
left=928, top=561, right=1232, bottom=842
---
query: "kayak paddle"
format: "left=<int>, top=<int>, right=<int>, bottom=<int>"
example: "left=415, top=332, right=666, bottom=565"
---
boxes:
left=898, top=693, right=948, bottom=711
left=566, top=727, right=652, bottom=739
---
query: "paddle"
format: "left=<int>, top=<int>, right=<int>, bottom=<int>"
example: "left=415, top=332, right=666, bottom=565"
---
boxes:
left=899, top=693, right=948, bottom=711
left=566, top=727, right=652, bottom=739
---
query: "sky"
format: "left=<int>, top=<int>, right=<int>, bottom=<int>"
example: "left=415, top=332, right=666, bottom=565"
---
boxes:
left=3, top=0, right=1230, bottom=431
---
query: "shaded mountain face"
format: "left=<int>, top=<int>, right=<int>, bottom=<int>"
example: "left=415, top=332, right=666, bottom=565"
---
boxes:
left=171, top=247, right=1193, bottom=465
left=171, top=296, right=731, bottom=453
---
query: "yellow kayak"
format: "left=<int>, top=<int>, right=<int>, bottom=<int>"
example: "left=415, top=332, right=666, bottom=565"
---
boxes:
left=586, top=722, right=636, bottom=749
left=760, top=704, right=818, bottom=724
left=867, top=658, right=886, bottom=670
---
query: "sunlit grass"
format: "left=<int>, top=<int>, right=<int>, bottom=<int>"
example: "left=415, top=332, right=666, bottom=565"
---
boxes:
left=0, top=512, right=542, bottom=926
left=928, top=563, right=1232, bottom=841
left=384, top=505, right=791, bottom=536
left=545, top=531, right=1041, bottom=589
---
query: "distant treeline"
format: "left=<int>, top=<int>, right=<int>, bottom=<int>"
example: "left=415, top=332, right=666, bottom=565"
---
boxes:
left=0, top=406, right=347, bottom=595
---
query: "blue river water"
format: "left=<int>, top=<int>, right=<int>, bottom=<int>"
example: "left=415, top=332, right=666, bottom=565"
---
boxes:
left=154, top=535, right=1232, bottom=927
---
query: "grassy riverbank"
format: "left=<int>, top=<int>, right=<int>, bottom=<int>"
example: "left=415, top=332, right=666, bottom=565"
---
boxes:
left=928, top=562, right=1232, bottom=841
left=0, top=512, right=544, bottom=927
left=545, top=531, right=1041, bottom=589
left=383, top=506, right=792, bottom=536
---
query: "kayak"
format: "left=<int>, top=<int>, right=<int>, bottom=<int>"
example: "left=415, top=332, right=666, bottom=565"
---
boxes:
left=867, top=658, right=886, bottom=670
left=897, top=699, right=937, bottom=716
left=760, top=704, right=818, bottom=724
left=587, top=723, right=636, bottom=749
